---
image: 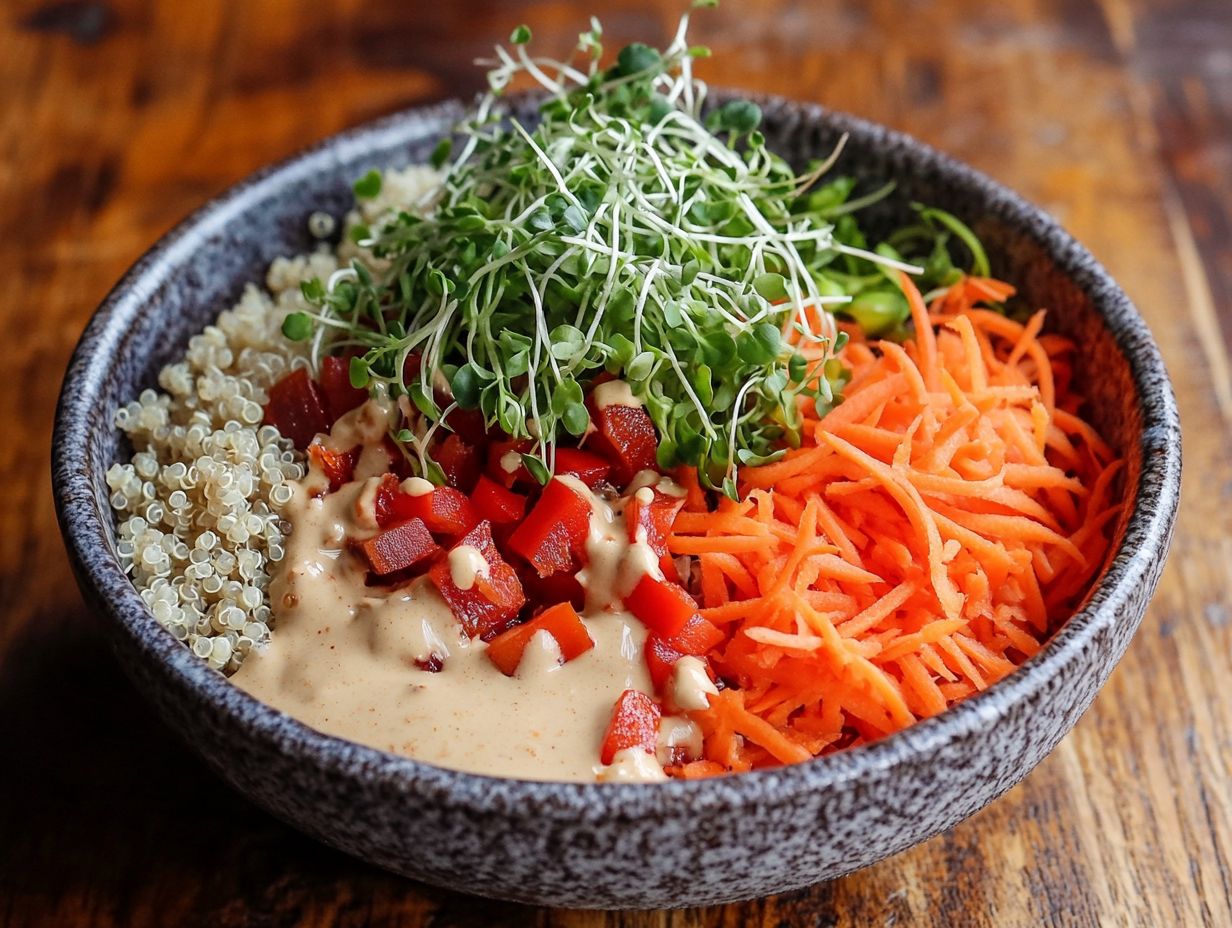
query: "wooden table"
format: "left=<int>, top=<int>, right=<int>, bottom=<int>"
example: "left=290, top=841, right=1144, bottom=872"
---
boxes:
left=2, top=0, right=1227, bottom=924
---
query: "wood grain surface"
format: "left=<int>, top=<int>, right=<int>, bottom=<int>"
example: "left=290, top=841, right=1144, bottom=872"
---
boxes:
left=1, top=0, right=1227, bottom=925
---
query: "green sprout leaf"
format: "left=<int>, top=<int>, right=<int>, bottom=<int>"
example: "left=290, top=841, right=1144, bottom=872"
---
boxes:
left=522, top=454, right=550, bottom=485
left=353, top=169, right=382, bottom=199
left=430, top=138, right=453, bottom=170
left=281, top=312, right=313, bottom=341
left=450, top=363, right=483, bottom=409
left=348, top=356, right=371, bottom=389
left=616, top=43, right=661, bottom=76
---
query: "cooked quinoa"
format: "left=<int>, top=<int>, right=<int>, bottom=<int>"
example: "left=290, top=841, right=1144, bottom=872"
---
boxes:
left=106, top=165, right=441, bottom=673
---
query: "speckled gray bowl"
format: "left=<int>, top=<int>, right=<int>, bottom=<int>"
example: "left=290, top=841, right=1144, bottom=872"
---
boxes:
left=52, top=94, right=1181, bottom=909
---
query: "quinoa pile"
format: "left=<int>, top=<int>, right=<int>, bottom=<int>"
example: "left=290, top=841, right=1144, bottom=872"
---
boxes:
left=106, top=165, right=441, bottom=673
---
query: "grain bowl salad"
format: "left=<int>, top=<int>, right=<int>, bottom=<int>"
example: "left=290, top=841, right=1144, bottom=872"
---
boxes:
left=106, top=10, right=1122, bottom=783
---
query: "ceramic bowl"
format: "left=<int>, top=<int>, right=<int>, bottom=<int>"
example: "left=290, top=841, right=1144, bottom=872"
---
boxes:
left=52, top=93, right=1181, bottom=909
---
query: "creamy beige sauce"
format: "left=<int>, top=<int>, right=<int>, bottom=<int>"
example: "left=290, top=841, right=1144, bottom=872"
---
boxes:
left=597, top=747, right=667, bottom=782
left=232, top=424, right=693, bottom=782
left=325, top=395, right=400, bottom=482
left=656, top=715, right=703, bottom=765
left=401, top=476, right=434, bottom=497
left=592, top=378, right=642, bottom=409
left=670, top=655, right=720, bottom=711
left=447, top=544, right=488, bottom=590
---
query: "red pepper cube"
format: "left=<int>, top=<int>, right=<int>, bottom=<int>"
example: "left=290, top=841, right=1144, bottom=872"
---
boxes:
left=625, top=575, right=699, bottom=639
left=308, top=440, right=360, bottom=492
left=371, top=476, right=479, bottom=538
left=486, top=438, right=535, bottom=488
left=667, top=614, right=724, bottom=655
left=382, top=436, right=415, bottom=480
left=625, top=485, right=685, bottom=551
left=586, top=400, right=659, bottom=487
left=553, top=447, right=611, bottom=488
left=625, top=484, right=686, bottom=576
left=600, top=689, right=661, bottom=764
left=507, top=478, right=592, bottom=578
left=644, top=616, right=722, bottom=693
left=372, top=474, right=407, bottom=528
left=318, top=354, right=368, bottom=422
left=418, top=486, right=480, bottom=538
left=355, top=518, right=439, bottom=576
left=403, top=350, right=423, bottom=383
left=472, top=475, right=527, bottom=525
left=263, top=368, right=331, bottom=450
left=429, top=521, right=527, bottom=639
left=485, top=602, right=594, bottom=676
left=644, top=636, right=686, bottom=692
left=434, top=433, right=481, bottom=492
left=442, top=406, right=490, bottom=448
left=519, top=566, right=586, bottom=612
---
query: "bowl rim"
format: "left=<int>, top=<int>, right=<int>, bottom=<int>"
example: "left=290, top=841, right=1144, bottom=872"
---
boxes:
left=52, top=91, right=1181, bottom=817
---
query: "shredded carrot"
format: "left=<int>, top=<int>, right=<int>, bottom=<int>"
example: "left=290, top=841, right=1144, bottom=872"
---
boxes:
left=673, top=274, right=1121, bottom=776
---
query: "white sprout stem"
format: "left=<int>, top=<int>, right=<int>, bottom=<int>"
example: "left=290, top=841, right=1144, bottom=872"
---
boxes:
left=523, top=263, right=561, bottom=384
left=631, top=260, right=662, bottom=356
left=792, top=133, right=850, bottom=197
left=725, top=378, right=759, bottom=481
left=662, top=343, right=718, bottom=439
left=833, top=243, right=924, bottom=274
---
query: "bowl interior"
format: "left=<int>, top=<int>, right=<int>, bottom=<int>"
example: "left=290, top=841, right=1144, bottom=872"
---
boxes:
left=52, top=94, right=1180, bottom=908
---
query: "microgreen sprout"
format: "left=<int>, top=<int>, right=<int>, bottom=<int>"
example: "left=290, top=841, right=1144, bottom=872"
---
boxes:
left=286, top=7, right=995, bottom=498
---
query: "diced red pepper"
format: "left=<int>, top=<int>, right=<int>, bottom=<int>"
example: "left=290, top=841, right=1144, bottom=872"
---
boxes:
left=434, top=433, right=481, bottom=492
left=625, top=485, right=685, bottom=551
left=308, top=440, right=360, bottom=492
left=486, top=438, right=534, bottom=488
left=415, top=654, right=444, bottom=673
left=382, top=436, right=415, bottom=480
left=600, top=689, right=661, bottom=764
left=522, top=569, right=586, bottom=611
left=586, top=400, right=659, bottom=487
left=625, top=575, right=699, bottom=639
left=429, top=521, right=527, bottom=639
left=442, top=406, right=490, bottom=448
left=643, top=619, right=722, bottom=691
left=644, top=637, right=686, bottom=691
left=416, top=485, right=480, bottom=538
left=403, top=350, right=423, bottom=383
left=472, top=475, right=527, bottom=525
left=318, top=355, right=368, bottom=422
left=264, top=368, right=331, bottom=449
left=507, top=478, right=592, bottom=578
left=553, top=447, right=611, bottom=488
left=372, top=474, right=406, bottom=528
left=485, top=602, right=594, bottom=676
left=668, top=614, right=724, bottom=655
left=355, top=518, right=439, bottom=576
left=625, top=484, right=686, bottom=577
left=371, top=475, right=479, bottom=538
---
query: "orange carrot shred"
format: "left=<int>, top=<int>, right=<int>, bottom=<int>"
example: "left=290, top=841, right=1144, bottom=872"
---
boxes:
left=670, top=275, right=1119, bottom=778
